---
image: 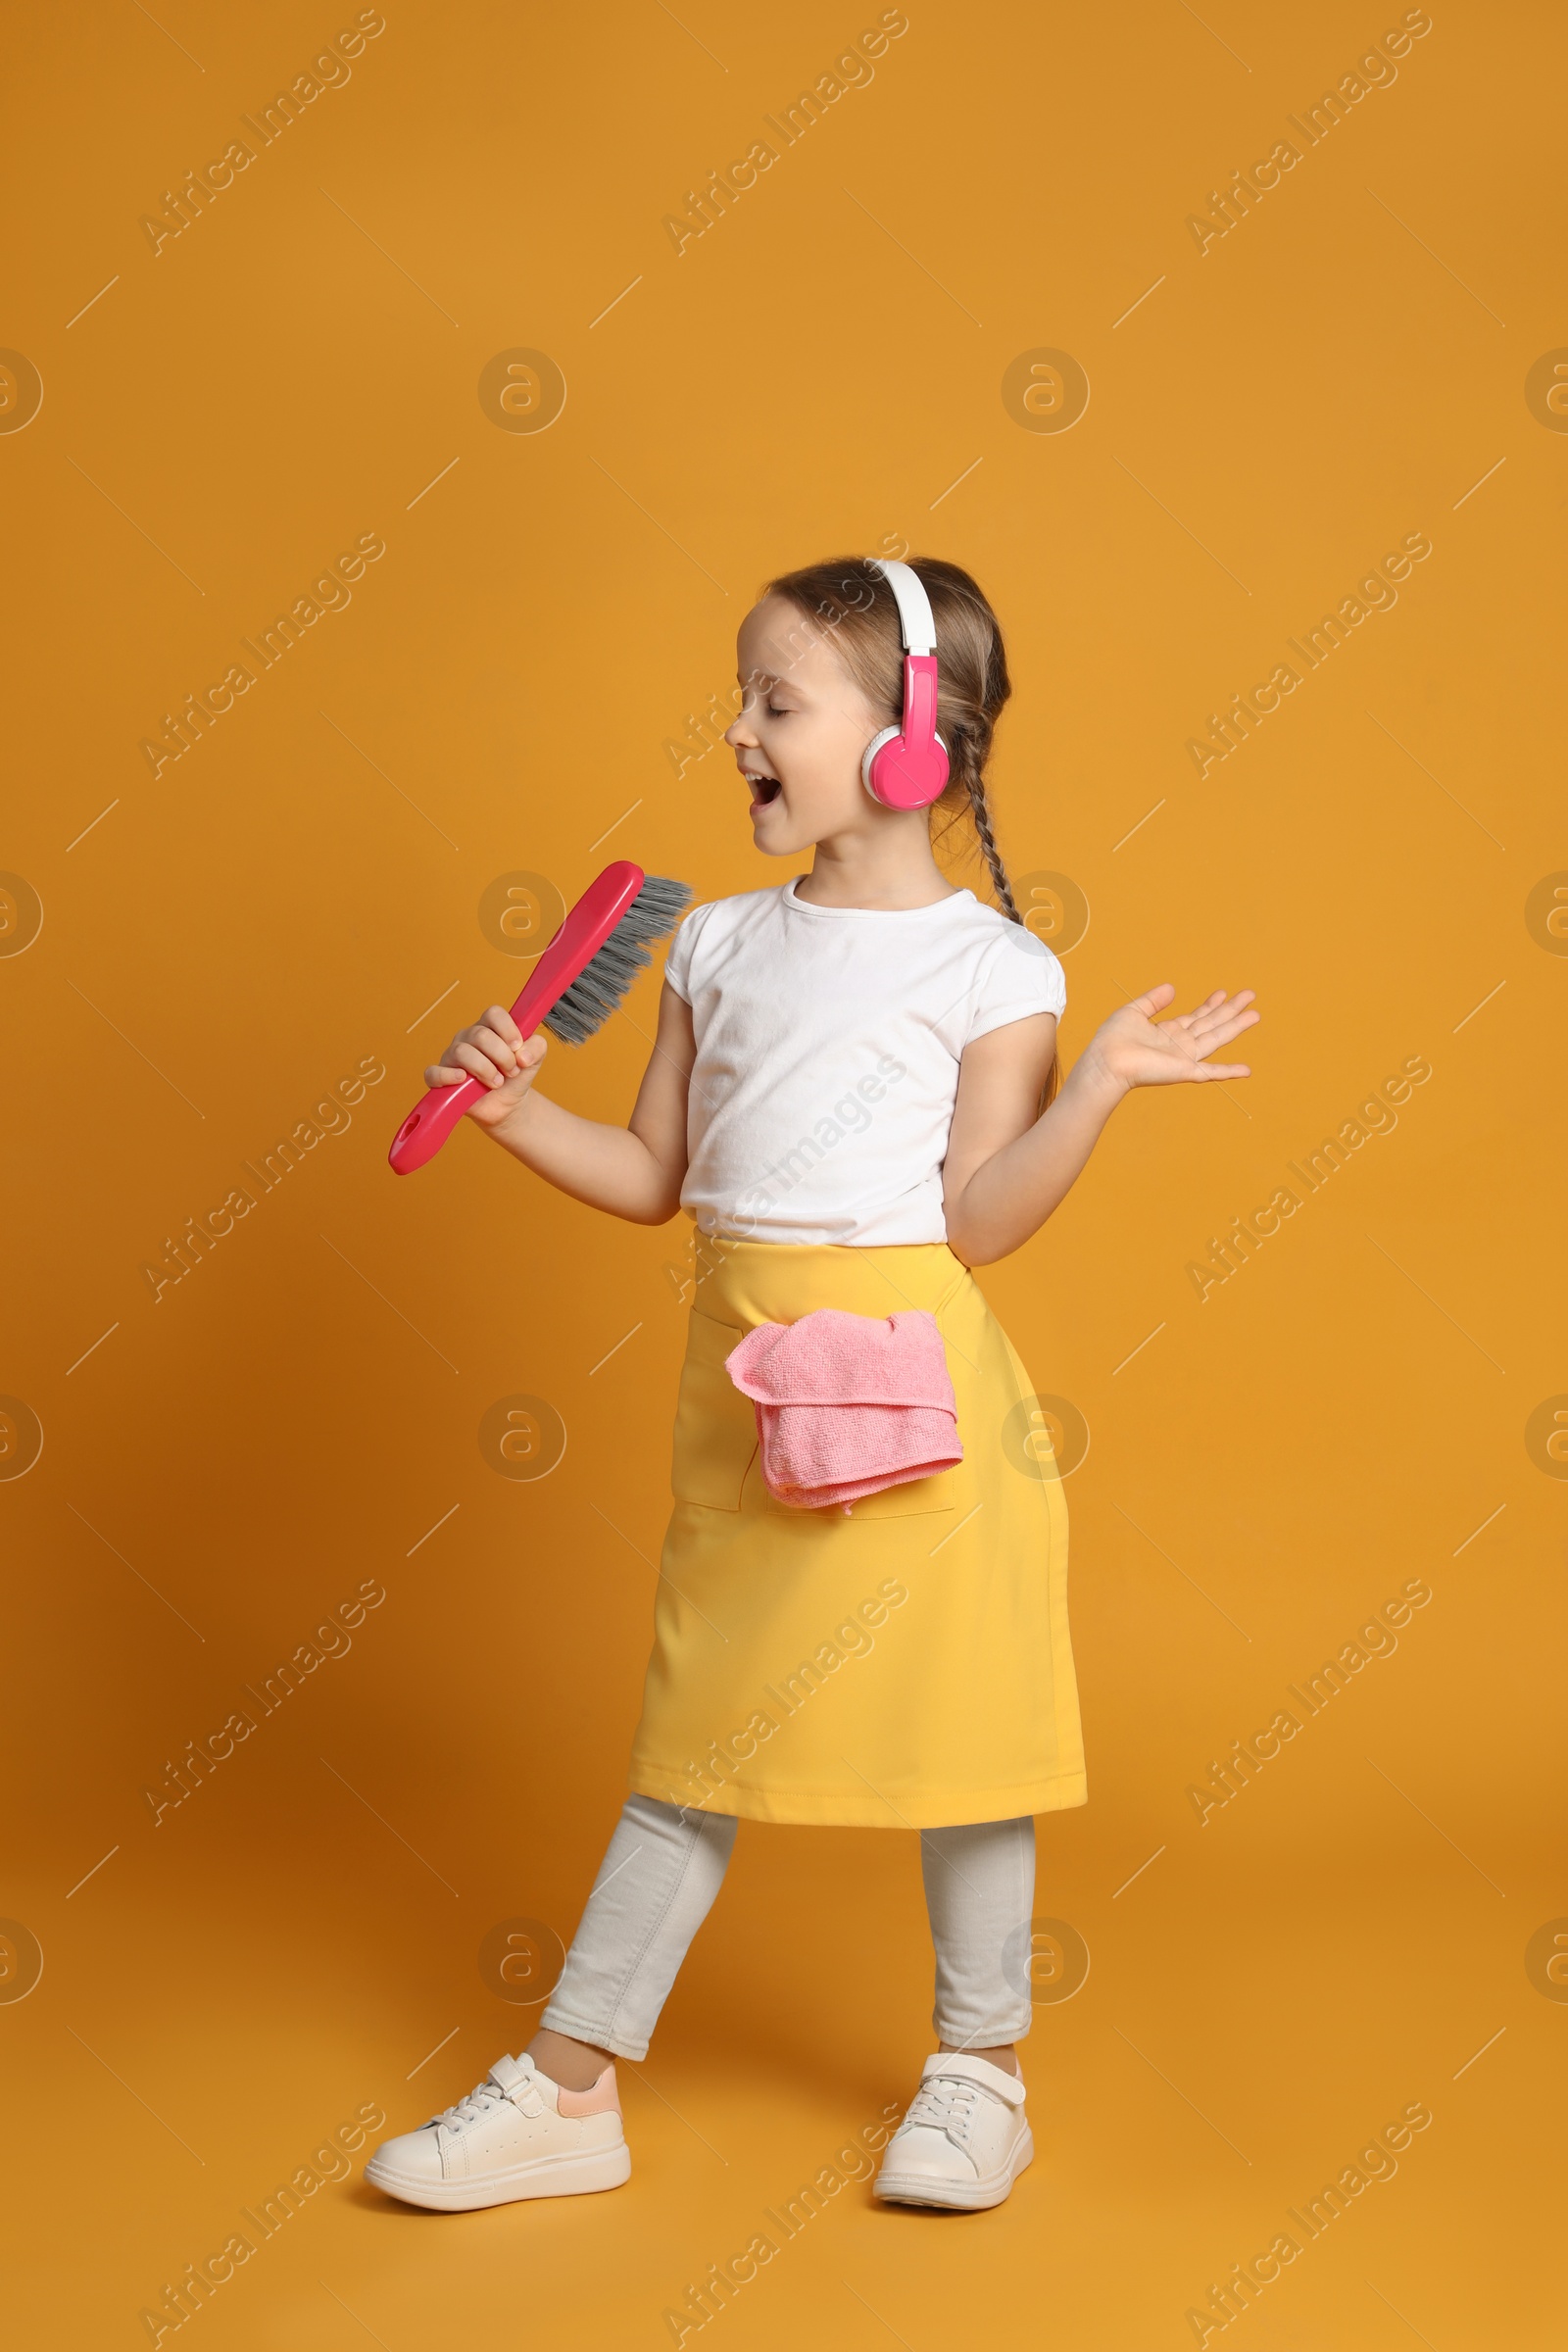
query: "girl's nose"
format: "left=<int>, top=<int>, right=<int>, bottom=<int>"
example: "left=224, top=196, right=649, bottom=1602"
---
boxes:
left=724, top=712, right=755, bottom=748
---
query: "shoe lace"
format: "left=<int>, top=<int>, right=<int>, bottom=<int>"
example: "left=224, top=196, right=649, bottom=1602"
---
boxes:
left=435, top=2081, right=505, bottom=2133
left=902, top=2072, right=985, bottom=2147
left=432, top=2058, right=540, bottom=2134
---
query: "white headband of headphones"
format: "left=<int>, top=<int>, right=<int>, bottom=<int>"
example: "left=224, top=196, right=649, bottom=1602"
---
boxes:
left=867, top=558, right=936, bottom=658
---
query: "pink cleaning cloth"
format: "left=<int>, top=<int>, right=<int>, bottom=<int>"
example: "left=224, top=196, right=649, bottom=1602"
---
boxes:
left=724, top=1307, right=961, bottom=1515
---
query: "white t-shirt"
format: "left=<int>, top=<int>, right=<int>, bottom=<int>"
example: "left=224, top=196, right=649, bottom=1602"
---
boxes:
left=662, top=877, right=1066, bottom=1247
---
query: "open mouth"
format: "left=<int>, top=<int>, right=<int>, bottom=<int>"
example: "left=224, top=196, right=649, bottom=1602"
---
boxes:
left=746, top=774, right=783, bottom=807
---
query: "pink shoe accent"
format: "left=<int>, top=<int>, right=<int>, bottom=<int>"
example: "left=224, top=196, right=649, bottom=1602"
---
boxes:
left=557, top=2063, right=620, bottom=2118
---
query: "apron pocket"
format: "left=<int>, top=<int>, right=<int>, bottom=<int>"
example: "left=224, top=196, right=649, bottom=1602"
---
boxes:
left=670, top=1308, right=759, bottom=1510
left=842, top=1468, right=959, bottom=1520
left=751, top=1456, right=961, bottom=1519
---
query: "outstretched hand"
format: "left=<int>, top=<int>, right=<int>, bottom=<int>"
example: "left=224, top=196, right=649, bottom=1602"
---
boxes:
left=1088, top=983, right=1259, bottom=1092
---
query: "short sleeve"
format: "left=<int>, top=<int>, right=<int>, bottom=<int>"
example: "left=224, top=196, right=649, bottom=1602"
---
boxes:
left=963, top=925, right=1066, bottom=1049
left=662, top=903, right=710, bottom=1004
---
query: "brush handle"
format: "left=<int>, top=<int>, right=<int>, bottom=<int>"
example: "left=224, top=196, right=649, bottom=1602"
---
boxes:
left=387, top=860, right=646, bottom=1175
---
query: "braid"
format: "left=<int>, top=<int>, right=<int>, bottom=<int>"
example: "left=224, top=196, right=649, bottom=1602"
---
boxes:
left=949, top=718, right=1058, bottom=1108
left=937, top=623, right=1020, bottom=924
left=960, top=748, right=1020, bottom=923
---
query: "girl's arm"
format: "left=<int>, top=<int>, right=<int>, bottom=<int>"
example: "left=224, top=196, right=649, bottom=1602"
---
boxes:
left=423, top=979, right=696, bottom=1225
left=943, top=984, right=1258, bottom=1268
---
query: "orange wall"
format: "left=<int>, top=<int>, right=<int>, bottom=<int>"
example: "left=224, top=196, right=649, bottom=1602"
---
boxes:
left=2, top=3, right=1563, bottom=2344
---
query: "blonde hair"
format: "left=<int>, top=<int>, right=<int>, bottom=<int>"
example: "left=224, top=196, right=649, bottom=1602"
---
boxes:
left=762, top=554, right=1059, bottom=1106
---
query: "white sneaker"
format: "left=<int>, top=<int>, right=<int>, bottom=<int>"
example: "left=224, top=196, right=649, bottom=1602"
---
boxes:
left=364, top=2050, right=630, bottom=2211
left=873, top=2052, right=1033, bottom=2210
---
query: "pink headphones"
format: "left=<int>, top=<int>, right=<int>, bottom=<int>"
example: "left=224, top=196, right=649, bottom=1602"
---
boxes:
left=860, top=558, right=950, bottom=811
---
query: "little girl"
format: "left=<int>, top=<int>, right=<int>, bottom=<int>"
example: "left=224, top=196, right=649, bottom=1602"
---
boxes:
left=366, top=556, right=1257, bottom=2215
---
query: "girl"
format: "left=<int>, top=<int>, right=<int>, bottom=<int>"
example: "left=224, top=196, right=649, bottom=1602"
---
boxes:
left=365, top=557, right=1257, bottom=2215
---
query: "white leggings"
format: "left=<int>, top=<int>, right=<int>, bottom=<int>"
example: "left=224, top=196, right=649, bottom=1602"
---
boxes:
left=539, top=1795, right=1036, bottom=2063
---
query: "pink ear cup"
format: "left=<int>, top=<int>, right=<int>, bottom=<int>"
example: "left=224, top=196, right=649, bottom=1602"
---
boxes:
left=861, top=653, right=950, bottom=810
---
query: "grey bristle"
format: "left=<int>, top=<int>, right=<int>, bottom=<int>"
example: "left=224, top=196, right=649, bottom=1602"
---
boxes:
left=542, top=874, right=694, bottom=1046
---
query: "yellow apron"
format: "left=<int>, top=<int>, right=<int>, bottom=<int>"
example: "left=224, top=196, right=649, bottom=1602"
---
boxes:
left=626, top=1237, right=1085, bottom=1830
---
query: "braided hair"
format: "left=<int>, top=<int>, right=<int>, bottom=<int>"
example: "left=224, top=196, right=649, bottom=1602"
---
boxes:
left=761, top=554, right=1059, bottom=1108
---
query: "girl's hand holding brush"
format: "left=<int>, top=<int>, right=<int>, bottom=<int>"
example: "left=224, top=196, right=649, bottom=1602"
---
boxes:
left=425, top=1006, right=548, bottom=1131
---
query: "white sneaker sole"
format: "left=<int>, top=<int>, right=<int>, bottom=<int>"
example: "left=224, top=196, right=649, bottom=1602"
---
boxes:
left=873, top=2124, right=1034, bottom=2212
left=365, top=2139, right=631, bottom=2212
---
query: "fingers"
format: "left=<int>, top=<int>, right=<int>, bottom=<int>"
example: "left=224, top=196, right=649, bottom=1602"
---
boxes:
left=1191, top=992, right=1259, bottom=1078
left=472, top=1023, right=526, bottom=1078
left=1131, top=984, right=1259, bottom=1083
left=1174, top=988, right=1241, bottom=1026
left=1181, top=992, right=1259, bottom=1042
left=485, top=1004, right=526, bottom=1054
left=1128, top=982, right=1177, bottom=1016
left=1191, top=1006, right=1261, bottom=1047
left=452, top=1037, right=514, bottom=1090
left=424, top=1011, right=541, bottom=1094
left=423, top=1043, right=498, bottom=1090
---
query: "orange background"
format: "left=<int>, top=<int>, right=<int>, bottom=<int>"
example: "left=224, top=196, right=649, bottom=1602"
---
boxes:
left=3, top=1, right=1564, bottom=2344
